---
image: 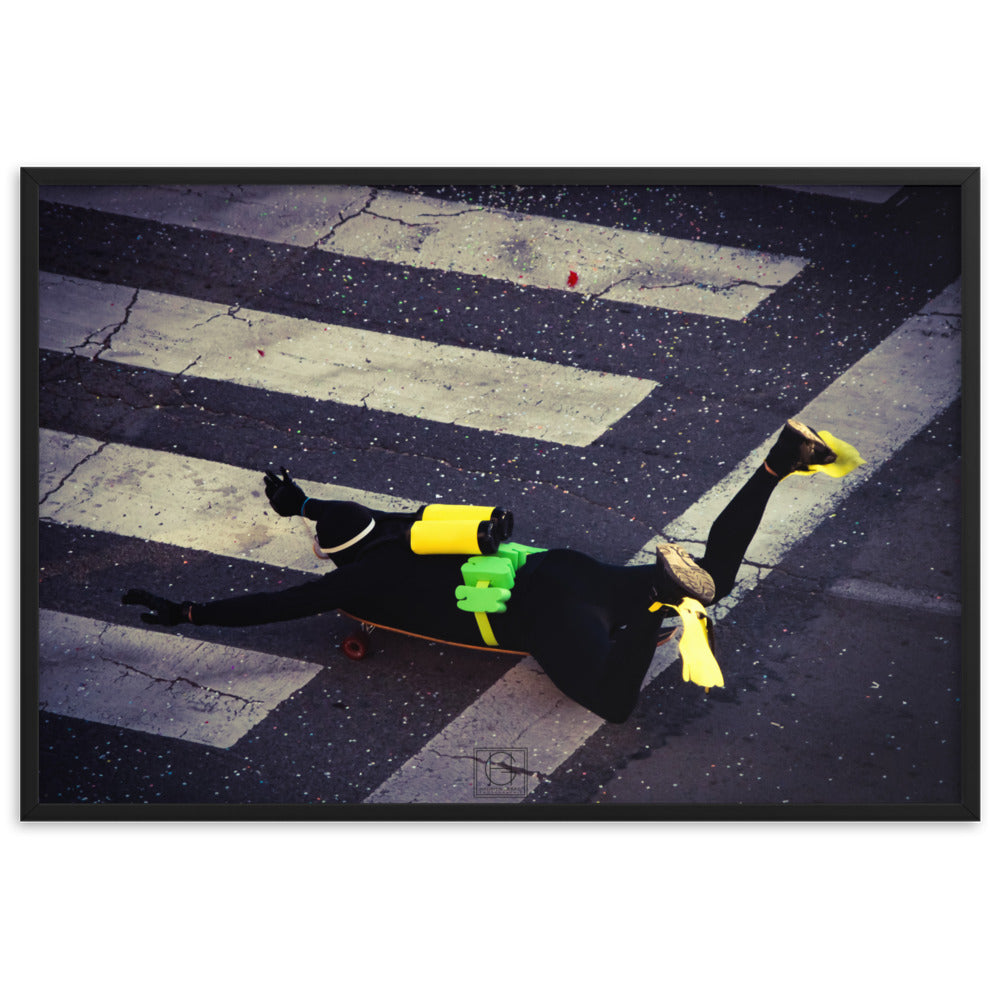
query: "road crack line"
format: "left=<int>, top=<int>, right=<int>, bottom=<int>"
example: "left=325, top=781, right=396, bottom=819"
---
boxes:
left=39, top=440, right=109, bottom=507
left=313, top=188, right=379, bottom=246
left=68, top=288, right=141, bottom=360
left=427, top=747, right=549, bottom=783
left=94, top=648, right=265, bottom=708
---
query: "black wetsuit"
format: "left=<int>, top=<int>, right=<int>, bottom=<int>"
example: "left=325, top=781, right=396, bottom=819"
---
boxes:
left=186, top=466, right=780, bottom=723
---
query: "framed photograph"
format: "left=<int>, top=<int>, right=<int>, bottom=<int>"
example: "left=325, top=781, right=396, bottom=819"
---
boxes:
left=21, top=167, right=979, bottom=820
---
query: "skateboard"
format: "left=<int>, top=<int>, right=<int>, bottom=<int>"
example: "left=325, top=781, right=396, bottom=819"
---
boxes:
left=338, top=613, right=678, bottom=661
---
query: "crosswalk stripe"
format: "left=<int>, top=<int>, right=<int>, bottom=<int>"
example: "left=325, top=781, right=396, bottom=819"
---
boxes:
left=39, top=270, right=657, bottom=447
left=39, top=428, right=420, bottom=574
left=365, top=280, right=962, bottom=803
left=40, top=185, right=809, bottom=320
left=39, top=609, right=326, bottom=748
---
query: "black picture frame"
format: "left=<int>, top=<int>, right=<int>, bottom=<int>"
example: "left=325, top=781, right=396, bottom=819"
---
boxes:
left=21, top=166, right=980, bottom=821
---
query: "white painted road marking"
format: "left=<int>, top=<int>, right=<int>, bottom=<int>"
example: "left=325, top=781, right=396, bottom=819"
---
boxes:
left=39, top=428, right=419, bottom=575
left=365, top=281, right=962, bottom=803
left=40, top=185, right=810, bottom=320
left=320, top=189, right=810, bottom=320
left=39, top=610, right=326, bottom=748
left=39, top=271, right=657, bottom=447
left=825, top=579, right=961, bottom=616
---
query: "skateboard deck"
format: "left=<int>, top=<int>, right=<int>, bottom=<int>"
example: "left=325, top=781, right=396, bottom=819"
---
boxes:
left=339, top=613, right=677, bottom=661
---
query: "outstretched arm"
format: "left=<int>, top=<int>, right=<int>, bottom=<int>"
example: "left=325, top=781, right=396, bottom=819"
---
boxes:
left=122, top=567, right=363, bottom=629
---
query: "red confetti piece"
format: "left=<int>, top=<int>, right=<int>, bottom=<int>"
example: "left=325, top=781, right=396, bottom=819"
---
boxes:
left=257, top=349, right=265, bottom=357
left=567, top=271, right=579, bottom=287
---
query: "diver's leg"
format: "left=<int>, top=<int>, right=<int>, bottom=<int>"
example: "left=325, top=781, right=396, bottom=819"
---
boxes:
left=696, top=465, right=779, bottom=602
left=697, top=419, right=838, bottom=602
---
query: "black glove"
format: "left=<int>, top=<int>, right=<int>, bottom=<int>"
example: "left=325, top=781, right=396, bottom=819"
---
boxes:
left=122, top=588, right=186, bottom=626
left=263, top=467, right=307, bottom=517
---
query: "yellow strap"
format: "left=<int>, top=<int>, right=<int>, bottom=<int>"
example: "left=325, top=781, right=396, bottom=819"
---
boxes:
left=473, top=580, right=499, bottom=646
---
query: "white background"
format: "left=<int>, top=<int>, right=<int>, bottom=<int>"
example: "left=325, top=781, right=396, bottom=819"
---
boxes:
left=4, top=4, right=995, bottom=997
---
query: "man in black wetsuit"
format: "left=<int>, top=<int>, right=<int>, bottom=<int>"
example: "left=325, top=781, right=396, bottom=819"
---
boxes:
left=122, top=420, right=854, bottom=723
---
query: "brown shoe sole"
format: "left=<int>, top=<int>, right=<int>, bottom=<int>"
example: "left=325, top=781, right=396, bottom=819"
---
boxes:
left=656, top=544, right=716, bottom=604
left=786, top=418, right=826, bottom=446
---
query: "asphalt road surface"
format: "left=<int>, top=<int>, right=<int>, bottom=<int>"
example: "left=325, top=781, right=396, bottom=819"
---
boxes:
left=29, top=179, right=968, bottom=814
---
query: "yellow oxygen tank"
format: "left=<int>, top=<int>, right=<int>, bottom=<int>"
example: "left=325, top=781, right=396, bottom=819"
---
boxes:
left=420, top=504, right=514, bottom=540
left=410, top=519, right=499, bottom=555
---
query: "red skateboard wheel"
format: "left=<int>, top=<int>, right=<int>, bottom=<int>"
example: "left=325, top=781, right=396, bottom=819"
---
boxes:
left=340, top=631, right=370, bottom=661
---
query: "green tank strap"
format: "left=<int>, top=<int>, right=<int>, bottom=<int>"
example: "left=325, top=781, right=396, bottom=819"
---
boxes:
left=455, top=542, right=546, bottom=646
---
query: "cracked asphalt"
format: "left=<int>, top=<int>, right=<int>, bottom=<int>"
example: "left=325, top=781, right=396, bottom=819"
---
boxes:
left=32, top=181, right=969, bottom=811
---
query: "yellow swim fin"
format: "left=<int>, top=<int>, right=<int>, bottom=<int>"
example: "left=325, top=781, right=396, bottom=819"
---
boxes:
left=791, top=429, right=866, bottom=478
left=658, top=597, right=724, bottom=692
